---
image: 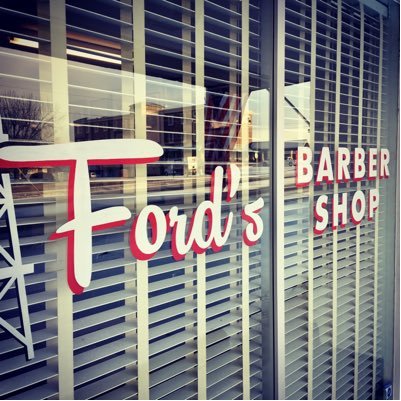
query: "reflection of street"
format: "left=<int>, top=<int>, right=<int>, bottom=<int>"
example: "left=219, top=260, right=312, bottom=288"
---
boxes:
left=10, top=172, right=271, bottom=201
left=284, top=165, right=297, bottom=188
left=285, top=165, right=296, bottom=178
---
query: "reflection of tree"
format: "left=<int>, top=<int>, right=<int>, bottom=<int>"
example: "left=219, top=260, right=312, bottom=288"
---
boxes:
left=0, top=91, right=52, bottom=141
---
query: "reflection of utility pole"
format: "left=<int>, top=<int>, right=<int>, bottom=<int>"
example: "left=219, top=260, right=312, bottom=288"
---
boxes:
left=0, top=173, right=34, bottom=360
left=284, top=96, right=311, bottom=128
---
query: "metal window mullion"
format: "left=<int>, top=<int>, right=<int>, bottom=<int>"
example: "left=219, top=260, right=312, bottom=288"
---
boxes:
left=134, top=1, right=149, bottom=399
left=241, top=1, right=250, bottom=399
left=353, top=4, right=365, bottom=399
left=273, top=0, right=286, bottom=398
left=47, top=0, right=74, bottom=398
left=195, top=1, right=207, bottom=398
left=121, top=4, right=137, bottom=397
left=331, top=1, right=342, bottom=398
left=372, top=14, right=383, bottom=400
left=308, top=1, right=316, bottom=399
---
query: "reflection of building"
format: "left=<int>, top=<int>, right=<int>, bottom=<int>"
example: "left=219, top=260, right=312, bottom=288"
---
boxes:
left=74, top=105, right=168, bottom=177
left=74, top=116, right=124, bottom=141
left=158, top=93, right=245, bottom=175
left=158, top=106, right=192, bottom=177
left=73, top=93, right=257, bottom=178
left=74, top=104, right=191, bottom=178
left=206, top=92, right=241, bottom=174
left=74, top=115, right=126, bottom=178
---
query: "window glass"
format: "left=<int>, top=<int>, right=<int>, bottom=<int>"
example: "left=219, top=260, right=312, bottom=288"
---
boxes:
left=0, top=1, right=272, bottom=399
left=281, top=0, right=396, bottom=399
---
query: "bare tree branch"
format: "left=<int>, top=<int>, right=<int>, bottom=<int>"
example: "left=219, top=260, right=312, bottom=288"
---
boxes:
left=0, top=91, right=53, bottom=141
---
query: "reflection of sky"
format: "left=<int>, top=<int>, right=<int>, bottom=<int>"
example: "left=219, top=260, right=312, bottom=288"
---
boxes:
left=68, top=61, right=206, bottom=120
left=0, top=47, right=206, bottom=123
left=0, top=45, right=305, bottom=144
left=0, top=47, right=43, bottom=98
left=284, top=81, right=310, bottom=143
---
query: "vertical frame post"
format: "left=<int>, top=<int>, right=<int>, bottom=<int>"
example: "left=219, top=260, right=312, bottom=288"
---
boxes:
left=353, top=4, right=365, bottom=398
left=241, top=0, right=250, bottom=398
left=307, top=0, right=316, bottom=398
left=273, top=0, right=286, bottom=398
left=133, top=1, right=149, bottom=398
left=48, top=0, right=74, bottom=398
left=195, top=1, right=207, bottom=398
left=331, top=1, right=342, bottom=397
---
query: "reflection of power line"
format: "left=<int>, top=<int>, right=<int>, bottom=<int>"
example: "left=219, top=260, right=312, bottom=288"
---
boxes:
left=0, top=174, right=34, bottom=360
left=284, top=96, right=310, bottom=127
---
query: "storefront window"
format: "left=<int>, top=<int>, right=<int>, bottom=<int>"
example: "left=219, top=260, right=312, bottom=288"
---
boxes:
left=0, top=0, right=398, bottom=400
